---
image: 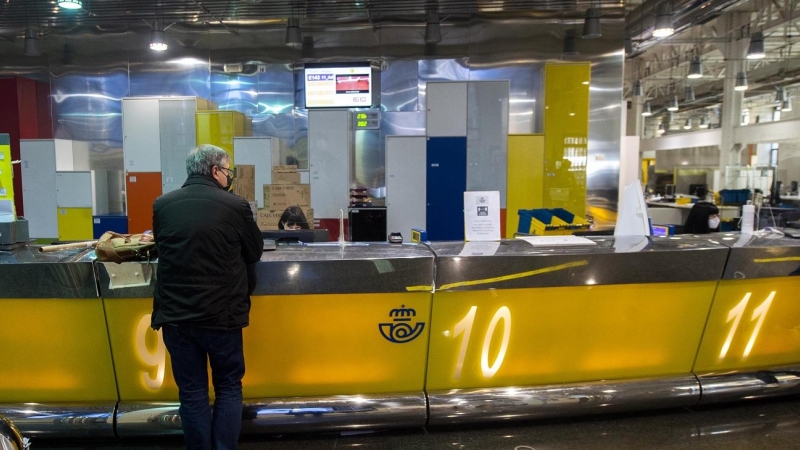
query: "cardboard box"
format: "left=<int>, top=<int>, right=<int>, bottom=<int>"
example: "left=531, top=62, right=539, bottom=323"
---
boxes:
left=257, top=207, right=314, bottom=230
left=232, top=177, right=255, bottom=202
left=272, top=171, right=301, bottom=185
left=272, top=165, right=298, bottom=173
left=235, top=164, right=255, bottom=180
left=263, top=184, right=310, bottom=210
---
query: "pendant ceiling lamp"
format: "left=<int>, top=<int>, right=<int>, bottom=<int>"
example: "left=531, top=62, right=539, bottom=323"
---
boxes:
left=286, top=18, right=302, bottom=46
left=685, top=85, right=695, bottom=102
left=563, top=34, right=578, bottom=56
left=150, top=29, right=168, bottom=51
left=667, top=95, right=679, bottom=112
left=746, top=31, right=766, bottom=60
left=633, top=79, right=644, bottom=97
left=734, top=71, right=748, bottom=91
left=653, top=3, right=674, bottom=38
left=24, top=28, right=40, bottom=56
left=687, top=56, right=703, bottom=79
left=425, top=12, right=442, bottom=44
left=582, top=8, right=601, bottom=39
left=699, top=116, right=709, bottom=129
left=642, top=101, right=652, bottom=116
left=57, top=0, right=82, bottom=9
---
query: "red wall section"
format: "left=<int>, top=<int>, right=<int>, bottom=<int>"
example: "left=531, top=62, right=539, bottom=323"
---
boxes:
left=36, top=81, right=53, bottom=139
left=0, top=78, right=23, bottom=217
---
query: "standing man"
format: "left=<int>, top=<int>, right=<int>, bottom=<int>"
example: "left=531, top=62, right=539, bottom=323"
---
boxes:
left=152, top=144, right=264, bottom=450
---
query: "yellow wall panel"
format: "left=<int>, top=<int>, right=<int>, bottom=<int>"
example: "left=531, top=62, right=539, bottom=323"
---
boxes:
left=105, top=292, right=432, bottom=400
left=196, top=111, right=253, bottom=167
left=543, top=63, right=590, bottom=217
left=57, top=207, right=94, bottom=241
left=426, top=281, right=717, bottom=390
left=506, top=134, right=544, bottom=237
left=694, top=277, right=800, bottom=373
left=0, top=298, right=118, bottom=403
left=0, top=139, right=14, bottom=218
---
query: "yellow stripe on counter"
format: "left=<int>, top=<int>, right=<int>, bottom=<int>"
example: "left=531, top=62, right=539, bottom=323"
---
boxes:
left=754, top=257, right=800, bottom=263
left=406, top=285, right=434, bottom=292
left=406, top=260, right=589, bottom=292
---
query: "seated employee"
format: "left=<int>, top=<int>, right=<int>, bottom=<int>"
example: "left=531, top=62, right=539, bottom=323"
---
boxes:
left=278, top=205, right=310, bottom=230
left=684, top=201, right=720, bottom=234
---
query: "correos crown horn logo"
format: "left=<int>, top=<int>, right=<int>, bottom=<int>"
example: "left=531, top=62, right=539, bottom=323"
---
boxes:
left=379, top=305, right=425, bottom=343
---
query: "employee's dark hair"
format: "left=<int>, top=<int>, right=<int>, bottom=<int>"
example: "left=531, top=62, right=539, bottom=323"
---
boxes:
left=684, top=201, right=720, bottom=234
left=278, top=205, right=310, bottom=229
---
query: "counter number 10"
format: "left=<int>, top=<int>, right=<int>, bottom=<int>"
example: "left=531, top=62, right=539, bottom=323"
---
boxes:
left=453, top=306, right=511, bottom=380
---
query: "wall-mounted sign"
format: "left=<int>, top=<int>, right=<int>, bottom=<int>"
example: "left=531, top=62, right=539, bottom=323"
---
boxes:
left=353, top=109, right=381, bottom=130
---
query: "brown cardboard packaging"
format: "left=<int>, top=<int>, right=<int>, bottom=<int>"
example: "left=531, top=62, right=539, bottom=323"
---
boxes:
left=272, top=165, right=298, bottom=173
left=257, top=207, right=314, bottom=230
left=263, top=184, right=310, bottom=209
left=232, top=164, right=255, bottom=202
left=272, top=171, right=301, bottom=185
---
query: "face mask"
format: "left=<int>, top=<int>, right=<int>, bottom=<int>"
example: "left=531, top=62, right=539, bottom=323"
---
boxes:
left=215, top=166, right=234, bottom=192
left=708, top=217, right=720, bottom=230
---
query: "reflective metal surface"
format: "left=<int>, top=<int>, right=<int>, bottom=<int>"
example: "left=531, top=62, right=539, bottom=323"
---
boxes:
left=116, top=393, right=426, bottom=436
left=97, top=242, right=435, bottom=298
left=0, top=404, right=115, bottom=437
left=428, top=236, right=730, bottom=290
left=714, top=232, right=800, bottom=279
left=0, top=247, right=97, bottom=298
left=428, top=376, right=701, bottom=425
left=0, top=415, right=26, bottom=450
left=698, top=365, right=800, bottom=404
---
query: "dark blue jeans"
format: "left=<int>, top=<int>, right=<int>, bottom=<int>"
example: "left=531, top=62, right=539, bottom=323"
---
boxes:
left=163, top=324, right=245, bottom=450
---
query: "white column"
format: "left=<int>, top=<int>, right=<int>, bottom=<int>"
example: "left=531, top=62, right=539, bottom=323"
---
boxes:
left=717, top=13, right=750, bottom=182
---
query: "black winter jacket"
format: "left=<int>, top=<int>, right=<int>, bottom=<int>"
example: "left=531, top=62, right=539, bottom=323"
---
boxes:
left=151, top=175, right=264, bottom=330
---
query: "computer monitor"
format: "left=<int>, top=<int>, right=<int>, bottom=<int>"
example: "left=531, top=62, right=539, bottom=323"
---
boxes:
left=689, top=184, right=708, bottom=198
left=665, top=184, right=676, bottom=199
left=261, top=229, right=329, bottom=244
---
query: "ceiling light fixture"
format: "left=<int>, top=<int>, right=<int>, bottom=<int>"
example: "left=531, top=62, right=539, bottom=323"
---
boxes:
left=57, top=0, right=82, bottom=9
left=667, top=95, right=679, bottom=112
left=286, top=18, right=302, bottom=46
left=734, top=71, right=748, bottom=91
left=687, top=56, right=703, bottom=79
left=425, top=12, right=442, bottom=44
left=746, top=31, right=766, bottom=60
left=562, top=34, right=578, bottom=56
left=685, top=85, right=695, bottom=102
left=24, top=28, right=40, bottom=56
left=683, top=118, right=692, bottom=130
left=633, top=79, right=644, bottom=97
left=642, top=101, right=652, bottom=116
left=582, top=8, right=601, bottom=39
left=657, top=122, right=666, bottom=134
left=783, top=98, right=793, bottom=112
left=150, top=29, right=168, bottom=51
left=699, top=116, right=709, bottom=129
left=653, top=3, right=674, bottom=38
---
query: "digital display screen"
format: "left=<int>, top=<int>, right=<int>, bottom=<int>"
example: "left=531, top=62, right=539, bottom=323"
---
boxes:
left=304, top=62, right=373, bottom=108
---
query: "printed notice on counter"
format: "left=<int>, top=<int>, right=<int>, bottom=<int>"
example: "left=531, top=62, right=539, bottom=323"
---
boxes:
left=517, top=235, right=597, bottom=247
left=458, top=241, right=501, bottom=257
left=464, top=191, right=501, bottom=242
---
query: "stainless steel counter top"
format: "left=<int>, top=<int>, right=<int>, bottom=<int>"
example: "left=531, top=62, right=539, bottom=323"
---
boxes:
left=711, top=231, right=800, bottom=279
left=0, top=247, right=97, bottom=298
left=428, top=235, right=730, bottom=290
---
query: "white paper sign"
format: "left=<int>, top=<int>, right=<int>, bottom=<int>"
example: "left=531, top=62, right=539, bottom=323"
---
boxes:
left=516, top=235, right=597, bottom=247
left=463, top=191, right=501, bottom=241
left=458, top=241, right=501, bottom=257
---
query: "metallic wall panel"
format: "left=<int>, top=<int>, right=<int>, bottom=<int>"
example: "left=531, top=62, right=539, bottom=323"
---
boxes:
left=129, top=58, right=211, bottom=99
left=466, top=81, right=509, bottom=207
left=0, top=249, right=98, bottom=298
left=97, top=243, right=435, bottom=298
left=718, top=233, right=800, bottom=279
left=428, top=376, right=700, bottom=425
left=0, top=404, right=115, bottom=438
left=381, top=60, right=420, bottom=113
left=428, top=236, right=730, bottom=290
left=115, top=393, right=426, bottom=437
left=698, top=365, right=800, bottom=404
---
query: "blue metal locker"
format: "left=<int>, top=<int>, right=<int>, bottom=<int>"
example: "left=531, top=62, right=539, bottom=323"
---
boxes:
left=426, top=137, right=467, bottom=241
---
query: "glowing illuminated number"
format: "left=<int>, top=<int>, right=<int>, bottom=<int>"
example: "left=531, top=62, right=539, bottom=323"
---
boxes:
left=452, top=306, right=511, bottom=380
left=453, top=306, right=477, bottom=380
left=358, top=121, right=368, bottom=127
left=719, top=291, right=776, bottom=359
left=481, top=306, right=511, bottom=378
left=135, top=314, right=166, bottom=390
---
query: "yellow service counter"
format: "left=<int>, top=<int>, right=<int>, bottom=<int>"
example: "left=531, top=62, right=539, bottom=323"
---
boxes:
left=1, top=234, right=799, bottom=437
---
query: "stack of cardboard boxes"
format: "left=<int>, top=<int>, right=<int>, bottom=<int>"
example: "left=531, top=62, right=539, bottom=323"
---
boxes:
left=232, top=165, right=256, bottom=203
left=257, top=165, right=313, bottom=230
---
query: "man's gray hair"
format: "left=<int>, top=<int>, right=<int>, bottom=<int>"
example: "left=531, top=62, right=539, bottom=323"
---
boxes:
left=185, top=144, right=229, bottom=176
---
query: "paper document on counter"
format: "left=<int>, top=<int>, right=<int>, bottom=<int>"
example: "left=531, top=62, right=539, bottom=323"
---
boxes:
left=517, top=235, right=596, bottom=247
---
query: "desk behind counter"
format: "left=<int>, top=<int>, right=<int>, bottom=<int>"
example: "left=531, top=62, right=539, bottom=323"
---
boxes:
left=1, top=235, right=800, bottom=436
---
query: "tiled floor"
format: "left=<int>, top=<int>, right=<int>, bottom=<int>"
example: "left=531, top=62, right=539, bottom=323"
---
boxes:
left=33, top=396, right=800, bottom=449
